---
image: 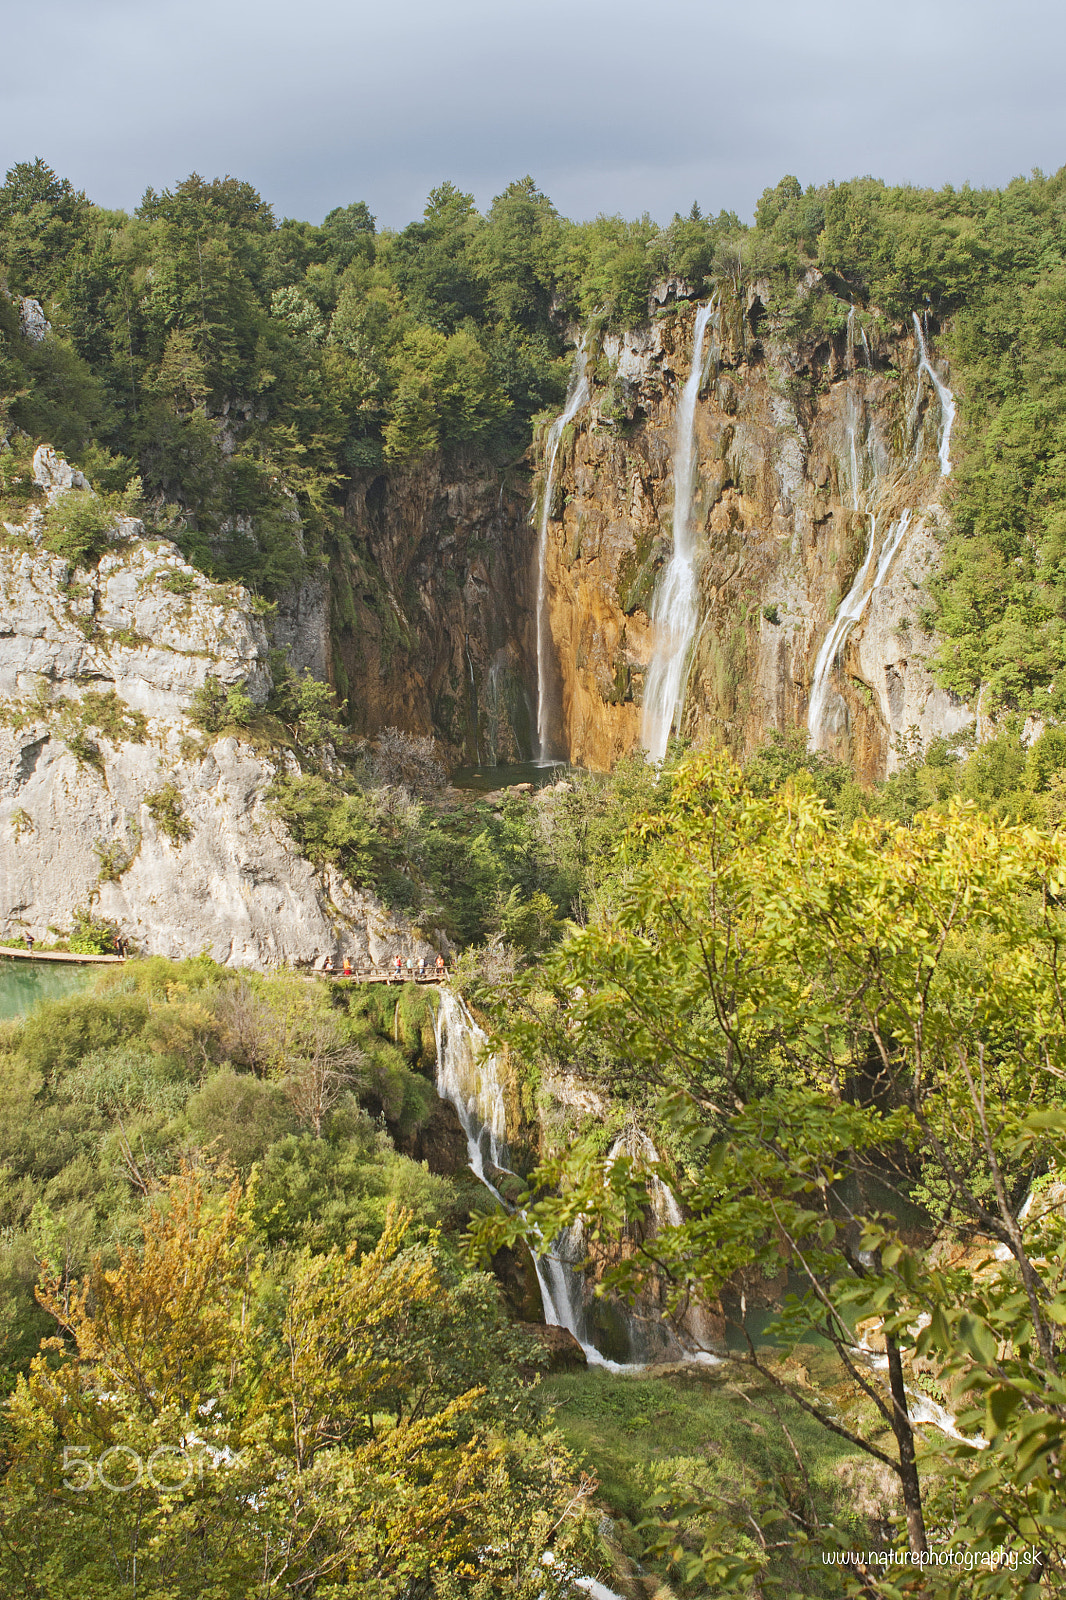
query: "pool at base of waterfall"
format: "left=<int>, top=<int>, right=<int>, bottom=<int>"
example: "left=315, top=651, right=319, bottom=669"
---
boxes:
left=450, top=760, right=577, bottom=793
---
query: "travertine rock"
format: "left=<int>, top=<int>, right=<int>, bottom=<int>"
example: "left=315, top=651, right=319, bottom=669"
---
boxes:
left=32, top=443, right=88, bottom=500
left=19, top=298, right=51, bottom=344
left=0, top=541, right=271, bottom=717
left=539, top=301, right=974, bottom=778
left=0, top=454, right=440, bottom=968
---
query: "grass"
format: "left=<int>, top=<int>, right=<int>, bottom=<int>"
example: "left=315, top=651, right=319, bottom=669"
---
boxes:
left=542, top=1352, right=906, bottom=1595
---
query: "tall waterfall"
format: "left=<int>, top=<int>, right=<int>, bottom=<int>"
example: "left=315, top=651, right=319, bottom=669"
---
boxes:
left=534, top=349, right=590, bottom=762
left=641, top=301, right=716, bottom=763
left=807, top=314, right=956, bottom=751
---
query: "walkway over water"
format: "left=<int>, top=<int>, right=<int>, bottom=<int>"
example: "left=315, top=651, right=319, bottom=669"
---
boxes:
left=0, top=945, right=123, bottom=964
left=314, top=968, right=446, bottom=985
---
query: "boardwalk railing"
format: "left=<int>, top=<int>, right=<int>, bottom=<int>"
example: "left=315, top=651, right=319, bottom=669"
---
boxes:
left=310, top=964, right=447, bottom=985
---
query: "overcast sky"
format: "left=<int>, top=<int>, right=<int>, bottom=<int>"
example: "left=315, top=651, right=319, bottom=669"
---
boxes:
left=3, top=0, right=1062, bottom=229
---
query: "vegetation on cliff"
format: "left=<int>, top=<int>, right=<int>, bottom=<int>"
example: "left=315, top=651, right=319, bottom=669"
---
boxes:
left=4, top=157, right=1066, bottom=753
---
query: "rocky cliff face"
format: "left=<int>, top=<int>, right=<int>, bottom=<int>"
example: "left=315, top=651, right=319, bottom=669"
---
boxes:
left=331, top=451, right=537, bottom=766
left=534, top=291, right=973, bottom=778
left=0, top=449, right=437, bottom=968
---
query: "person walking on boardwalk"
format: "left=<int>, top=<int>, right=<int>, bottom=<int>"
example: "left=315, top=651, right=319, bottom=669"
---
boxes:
left=342, top=956, right=352, bottom=978
left=393, top=954, right=402, bottom=981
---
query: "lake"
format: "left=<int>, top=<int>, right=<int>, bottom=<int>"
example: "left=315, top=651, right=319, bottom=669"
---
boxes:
left=0, top=958, right=98, bottom=1019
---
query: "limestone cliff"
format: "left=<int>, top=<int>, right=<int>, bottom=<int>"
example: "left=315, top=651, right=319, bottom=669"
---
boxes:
left=331, top=450, right=537, bottom=765
left=0, top=449, right=437, bottom=968
left=535, top=291, right=973, bottom=778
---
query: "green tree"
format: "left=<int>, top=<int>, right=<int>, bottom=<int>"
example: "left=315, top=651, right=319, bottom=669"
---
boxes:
left=477, top=758, right=1066, bottom=1591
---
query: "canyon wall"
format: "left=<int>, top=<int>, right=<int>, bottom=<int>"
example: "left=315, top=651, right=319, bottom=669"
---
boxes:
left=331, top=451, right=537, bottom=766
left=534, top=289, right=973, bottom=779
left=0, top=449, right=439, bottom=967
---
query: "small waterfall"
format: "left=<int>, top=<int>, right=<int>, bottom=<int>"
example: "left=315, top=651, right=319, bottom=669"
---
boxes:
left=642, top=300, right=716, bottom=763
left=434, top=987, right=509, bottom=1191
left=433, top=988, right=634, bottom=1367
left=808, top=510, right=911, bottom=750
left=534, top=349, right=590, bottom=762
left=846, top=305, right=873, bottom=373
left=911, top=312, right=956, bottom=477
left=607, top=1128, right=721, bottom=1362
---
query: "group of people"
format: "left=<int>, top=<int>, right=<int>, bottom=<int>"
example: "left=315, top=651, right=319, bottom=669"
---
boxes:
left=322, top=952, right=448, bottom=981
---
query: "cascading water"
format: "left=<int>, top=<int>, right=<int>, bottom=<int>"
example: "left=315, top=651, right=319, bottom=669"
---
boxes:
left=605, top=1128, right=721, bottom=1363
left=912, top=312, right=956, bottom=476
left=434, top=987, right=509, bottom=1194
left=807, top=313, right=956, bottom=751
left=641, top=301, right=716, bottom=763
left=807, top=510, right=911, bottom=750
left=534, top=349, right=590, bottom=762
left=433, top=989, right=633, bottom=1367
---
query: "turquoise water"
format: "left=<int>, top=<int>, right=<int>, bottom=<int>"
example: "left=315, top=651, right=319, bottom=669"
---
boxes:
left=0, top=959, right=98, bottom=1019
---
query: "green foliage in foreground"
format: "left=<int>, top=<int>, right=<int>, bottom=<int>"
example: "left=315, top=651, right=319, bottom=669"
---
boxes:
left=0, top=959, right=464, bottom=1380
left=0, top=1175, right=600, bottom=1598
left=477, top=757, right=1066, bottom=1594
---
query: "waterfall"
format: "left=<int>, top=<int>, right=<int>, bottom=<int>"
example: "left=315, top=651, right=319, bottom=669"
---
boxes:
left=606, top=1128, right=721, bottom=1363
left=433, top=988, right=635, bottom=1367
left=806, top=304, right=952, bottom=752
left=911, top=312, right=956, bottom=477
left=807, top=510, right=911, bottom=750
left=434, top=987, right=509, bottom=1192
left=534, top=349, right=590, bottom=762
left=641, top=301, right=716, bottom=764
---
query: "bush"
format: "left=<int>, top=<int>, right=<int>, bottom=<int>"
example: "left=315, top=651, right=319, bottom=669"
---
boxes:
left=185, top=1069, right=296, bottom=1172
left=40, top=493, right=114, bottom=566
left=67, top=908, right=117, bottom=956
left=189, top=673, right=254, bottom=733
left=145, top=782, right=193, bottom=845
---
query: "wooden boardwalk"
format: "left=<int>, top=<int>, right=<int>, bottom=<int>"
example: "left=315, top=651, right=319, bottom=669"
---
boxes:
left=0, top=945, right=123, bottom=965
left=315, top=969, right=446, bottom=985
left=0, top=946, right=446, bottom=981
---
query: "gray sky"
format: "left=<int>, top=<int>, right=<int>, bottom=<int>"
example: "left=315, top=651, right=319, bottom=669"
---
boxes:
left=3, top=0, right=1062, bottom=228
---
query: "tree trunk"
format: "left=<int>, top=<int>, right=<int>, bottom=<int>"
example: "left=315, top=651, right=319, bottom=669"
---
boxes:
left=886, top=1332, right=927, bottom=1556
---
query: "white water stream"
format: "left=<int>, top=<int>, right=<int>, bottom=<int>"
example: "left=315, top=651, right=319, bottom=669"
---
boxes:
left=535, top=350, right=590, bottom=762
left=434, top=992, right=711, bottom=1369
left=434, top=989, right=631, bottom=1365
left=642, top=301, right=716, bottom=763
left=912, top=312, right=956, bottom=477
left=807, top=312, right=957, bottom=750
left=807, top=509, right=911, bottom=750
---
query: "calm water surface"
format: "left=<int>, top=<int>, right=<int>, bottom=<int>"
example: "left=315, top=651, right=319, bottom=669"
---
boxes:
left=451, top=761, right=575, bottom=793
left=0, top=959, right=98, bottom=1019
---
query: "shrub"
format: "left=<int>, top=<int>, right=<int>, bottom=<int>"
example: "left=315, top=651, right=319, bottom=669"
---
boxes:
left=40, top=493, right=114, bottom=566
left=145, top=782, right=193, bottom=845
left=67, top=908, right=117, bottom=955
left=93, top=825, right=140, bottom=882
left=189, top=673, right=254, bottom=733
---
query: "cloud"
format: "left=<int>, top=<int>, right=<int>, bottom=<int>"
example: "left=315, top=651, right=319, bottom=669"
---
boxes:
left=2, top=0, right=1062, bottom=227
